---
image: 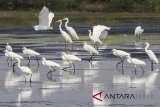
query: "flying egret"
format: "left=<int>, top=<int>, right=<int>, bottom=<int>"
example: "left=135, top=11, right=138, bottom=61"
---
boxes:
left=126, top=55, right=146, bottom=75
left=22, top=47, right=40, bottom=67
left=4, top=50, right=23, bottom=71
left=42, top=57, right=60, bottom=79
left=112, top=48, right=130, bottom=71
left=145, top=42, right=158, bottom=71
left=56, top=20, right=73, bottom=52
left=89, top=25, right=110, bottom=49
left=62, top=18, right=79, bottom=40
left=34, top=6, right=54, bottom=31
left=5, top=43, right=13, bottom=65
left=61, top=52, right=81, bottom=74
left=17, top=58, right=32, bottom=86
left=83, top=42, right=99, bottom=63
left=134, top=26, right=144, bottom=42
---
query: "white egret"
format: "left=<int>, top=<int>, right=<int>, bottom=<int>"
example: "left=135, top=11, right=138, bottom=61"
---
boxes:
left=61, top=52, right=81, bottom=74
left=145, top=42, right=158, bottom=71
left=6, top=43, right=12, bottom=52
left=134, top=26, right=144, bottom=42
left=112, top=48, right=130, bottom=69
left=89, top=25, right=110, bottom=49
left=42, top=57, right=60, bottom=79
left=56, top=20, right=73, bottom=52
left=83, top=42, right=99, bottom=63
left=17, top=58, right=32, bottom=86
left=22, top=47, right=40, bottom=66
left=62, top=18, right=79, bottom=40
left=4, top=50, right=23, bottom=71
left=126, top=55, right=146, bottom=75
left=34, top=6, right=54, bottom=31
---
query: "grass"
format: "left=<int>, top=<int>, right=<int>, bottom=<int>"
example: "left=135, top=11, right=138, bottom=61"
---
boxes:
left=0, top=11, right=160, bottom=27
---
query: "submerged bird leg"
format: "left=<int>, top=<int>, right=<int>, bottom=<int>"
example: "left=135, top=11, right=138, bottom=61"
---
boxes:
left=116, top=59, right=124, bottom=68
left=140, top=66, right=145, bottom=76
left=24, top=75, right=26, bottom=86
left=89, top=54, right=94, bottom=64
left=12, top=61, right=18, bottom=72
left=151, top=61, right=154, bottom=71
left=30, top=74, right=32, bottom=86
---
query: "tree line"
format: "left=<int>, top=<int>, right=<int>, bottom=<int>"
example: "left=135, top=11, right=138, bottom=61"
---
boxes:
left=0, top=0, right=160, bottom=12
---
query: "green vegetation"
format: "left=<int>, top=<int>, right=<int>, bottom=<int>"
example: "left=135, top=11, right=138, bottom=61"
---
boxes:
left=0, top=0, right=160, bottom=13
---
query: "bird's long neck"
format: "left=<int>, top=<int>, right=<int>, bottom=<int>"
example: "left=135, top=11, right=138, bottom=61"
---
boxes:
left=145, top=44, right=149, bottom=52
left=17, top=60, right=21, bottom=68
left=59, top=21, right=63, bottom=33
left=65, top=19, right=69, bottom=29
left=88, top=30, right=92, bottom=37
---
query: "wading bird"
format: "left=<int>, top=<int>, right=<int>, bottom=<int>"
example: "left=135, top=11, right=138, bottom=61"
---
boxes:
left=134, top=26, right=144, bottom=42
left=22, top=47, right=40, bottom=67
left=112, top=48, right=130, bottom=71
left=17, top=58, right=32, bottom=86
left=34, top=6, right=54, bottom=31
left=83, top=42, right=99, bottom=63
left=88, top=25, right=110, bottom=49
left=62, top=18, right=79, bottom=40
left=126, top=55, right=146, bottom=75
left=56, top=20, right=73, bottom=52
left=4, top=50, right=23, bottom=71
left=42, top=57, right=60, bottom=79
left=145, top=42, right=158, bottom=71
left=61, top=52, right=81, bottom=74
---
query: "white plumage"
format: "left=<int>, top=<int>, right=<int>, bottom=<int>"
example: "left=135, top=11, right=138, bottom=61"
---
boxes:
left=4, top=50, right=23, bottom=60
left=112, top=48, right=130, bottom=59
left=17, top=59, right=32, bottom=74
left=57, top=20, right=73, bottom=44
left=61, top=52, right=81, bottom=62
left=22, top=47, right=40, bottom=58
left=145, top=42, right=158, bottom=64
left=6, top=43, right=12, bottom=52
left=62, top=18, right=79, bottom=40
left=83, top=42, right=99, bottom=54
left=89, top=25, right=111, bottom=45
left=42, top=57, right=60, bottom=70
left=34, top=6, right=54, bottom=31
left=135, top=26, right=144, bottom=36
left=127, top=56, right=146, bottom=66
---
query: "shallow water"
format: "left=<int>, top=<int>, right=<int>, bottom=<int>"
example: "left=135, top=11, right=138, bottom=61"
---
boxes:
left=0, top=33, right=160, bottom=107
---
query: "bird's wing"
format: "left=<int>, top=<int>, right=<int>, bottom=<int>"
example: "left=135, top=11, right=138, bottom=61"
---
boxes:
left=67, top=27, right=79, bottom=40
left=100, top=30, right=109, bottom=39
left=86, top=45, right=99, bottom=54
left=62, top=31, right=73, bottom=43
left=27, top=49, right=40, bottom=56
left=132, top=58, right=146, bottom=65
left=21, top=66, right=32, bottom=74
left=48, top=12, right=54, bottom=26
left=67, top=54, right=81, bottom=61
left=92, top=25, right=110, bottom=39
left=46, top=60, right=60, bottom=67
left=147, top=50, right=158, bottom=63
left=116, top=50, right=130, bottom=57
left=10, top=52, right=23, bottom=59
left=38, top=6, right=49, bottom=26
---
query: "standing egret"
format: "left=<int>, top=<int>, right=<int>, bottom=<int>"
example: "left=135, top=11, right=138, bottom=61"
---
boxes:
left=89, top=25, right=110, bottom=49
left=34, top=6, right=54, bottom=31
left=17, top=58, right=32, bottom=86
left=112, top=48, right=130, bottom=70
left=56, top=20, right=73, bottom=52
left=22, top=47, right=40, bottom=67
left=134, top=26, right=144, bottom=42
left=126, top=55, right=146, bottom=75
left=145, top=42, right=158, bottom=71
left=62, top=18, right=79, bottom=40
left=61, top=52, right=81, bottom=74
left=5, top=43, right=12, bottom=65
left=83, top=42, right=99, bottom=63
left=4, top=50, right=23, bottom=71
left=42, top=57, right=60, bottom=79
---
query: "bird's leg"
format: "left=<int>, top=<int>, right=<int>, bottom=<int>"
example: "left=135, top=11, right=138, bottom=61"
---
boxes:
left=94, top=43, right=98, bottom=50
left=140, top=66, right=145, bottom=76
left=62, top=63, right=72, bottom=71
left=151, top=61, right=154, bottom=71
left=122, top=60, right=124, bottom=74
left=134, top=67, right=137, bottom=75
left=7, top=57, right=10, bottom=66
left=28, top=57, right=31, bottom=67
left=30, top=74, right=32, bottom=86
left=47, top=69, right=52, bottom=80
left=12, top=62, right=17, bottom=72
left=89, top=54, right=94, bottom=64
left=24, top=75, right=26, bottom=86
left=72, top=63, right=76, bottom=74
left=36, top=59, right=40, bottom=68
left=116, top=59, right=124, bottom=68
left=65, top=40, right=67, bottom=53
